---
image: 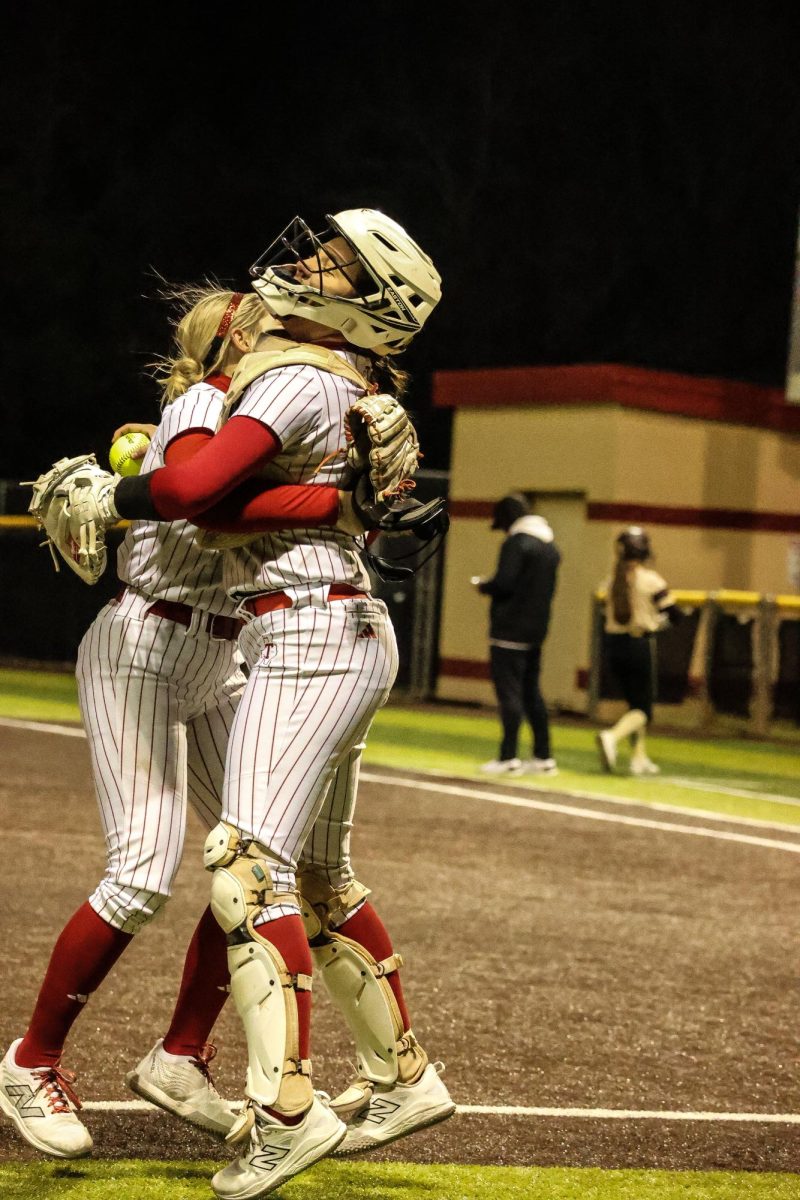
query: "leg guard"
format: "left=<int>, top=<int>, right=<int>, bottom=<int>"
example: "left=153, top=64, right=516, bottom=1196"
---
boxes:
left=204, top=822, right=313, bottom=1117
left=298, top=871, right=427, bottom=1087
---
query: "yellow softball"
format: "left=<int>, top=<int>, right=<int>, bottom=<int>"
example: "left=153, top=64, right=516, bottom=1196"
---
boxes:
left=109, top=432, right=151, bottom=477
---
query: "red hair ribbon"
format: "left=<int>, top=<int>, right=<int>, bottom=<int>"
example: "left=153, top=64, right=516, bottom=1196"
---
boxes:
left=215, top=292, right=245, bottom=339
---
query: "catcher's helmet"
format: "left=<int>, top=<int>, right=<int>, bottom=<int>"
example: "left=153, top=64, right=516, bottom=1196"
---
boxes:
left=617, top=526, right=651, bottom=561
left=249, top=209, right=441, bottom=354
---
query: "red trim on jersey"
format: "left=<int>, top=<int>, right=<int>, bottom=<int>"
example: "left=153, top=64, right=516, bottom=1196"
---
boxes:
left=204, top=373, right=232, bottom=392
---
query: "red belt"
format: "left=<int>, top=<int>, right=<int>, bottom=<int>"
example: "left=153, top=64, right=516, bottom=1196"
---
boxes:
left=243, top=584, right=368, bottom=617
left=115, top=589, right=243, bottom=640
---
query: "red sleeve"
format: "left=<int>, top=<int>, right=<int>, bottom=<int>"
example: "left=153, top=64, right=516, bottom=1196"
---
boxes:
left=195, top=480, right=340, bottom=531
left=159, top=419, right=342, bottom=530
left=150, top=415, right=282, bottom=519
left=164, top=430, right=214, bottom=465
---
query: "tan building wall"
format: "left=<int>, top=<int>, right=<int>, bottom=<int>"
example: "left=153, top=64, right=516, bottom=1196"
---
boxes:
left=434, top=367, right=800, bottom=713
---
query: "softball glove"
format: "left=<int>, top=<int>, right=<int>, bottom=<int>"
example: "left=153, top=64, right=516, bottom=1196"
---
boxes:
left=344, top=393, right=420, bottom=502
left=25, top=454, right=120, bottom=585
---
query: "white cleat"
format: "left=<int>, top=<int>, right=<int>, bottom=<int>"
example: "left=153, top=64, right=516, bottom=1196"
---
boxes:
left=596, top=731, right=617, bottom=772
left=334, top=1061, right=456, bottom=1156
left=630, top=757, right=660, bottom=776
left=126, top=1040, right=237, bottom=1138
left=521, top=757, right=558, bottom=776
left=211, top=1095, right=345, bottom=1199
left=0, top=1038, right=92, bottom=1158
left=479, top=758, right=523, bottom=776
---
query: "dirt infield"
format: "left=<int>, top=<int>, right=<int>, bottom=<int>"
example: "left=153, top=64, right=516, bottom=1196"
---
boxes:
left=0, top=723, right=798, bottom=1173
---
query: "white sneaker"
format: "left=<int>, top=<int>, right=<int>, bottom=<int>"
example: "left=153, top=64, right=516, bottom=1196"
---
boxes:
left=630, top=757, right=660, bottom=776
left=596, top=731, right=617, bottom=772
left=0, top=1038, right=92, bottom=1158
left=522, top=757, right=558, bottom=776
left=334, top=1061, right=456, bottom=1156
left=211, top=1095, right=345, bottom=1199
left=479, top=758, right=523, bottom=776
left=126, top=1039, right=237, bottom=1138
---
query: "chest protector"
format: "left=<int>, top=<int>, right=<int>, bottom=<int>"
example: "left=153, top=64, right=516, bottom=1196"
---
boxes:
left=194, top=336, right=371, bottom=550
left=219, top=335, right=371, bottom=429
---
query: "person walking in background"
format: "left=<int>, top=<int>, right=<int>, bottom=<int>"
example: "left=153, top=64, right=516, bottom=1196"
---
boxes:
left=472, top=493, right=560, bottom=777
left=596, top=526, right=680, bottom=776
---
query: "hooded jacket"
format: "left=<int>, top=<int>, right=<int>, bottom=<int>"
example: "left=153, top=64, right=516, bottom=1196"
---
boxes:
left=478, top=515, right=560, bottom=645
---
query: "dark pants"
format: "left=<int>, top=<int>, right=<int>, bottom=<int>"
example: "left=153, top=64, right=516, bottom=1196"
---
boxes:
left=489, top=643, right=551, bottom=761
left=604, top=633, right=656, bottom=721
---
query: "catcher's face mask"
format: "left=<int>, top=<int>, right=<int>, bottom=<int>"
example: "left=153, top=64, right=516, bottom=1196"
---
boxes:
left=250, top=218, right=365, bottom=301
left=249, top=209, right=440, bottom=354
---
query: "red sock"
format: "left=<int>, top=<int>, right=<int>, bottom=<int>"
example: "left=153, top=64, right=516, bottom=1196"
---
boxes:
left=162, top=906, right=230, bottom=1057
left=339, top=902, right=411, bottom=1030
left=17, top=902, right=133, bottom=1068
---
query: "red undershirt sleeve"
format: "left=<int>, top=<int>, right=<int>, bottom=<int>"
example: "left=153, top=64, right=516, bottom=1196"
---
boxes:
left=160, top=420, right=341, bottom=530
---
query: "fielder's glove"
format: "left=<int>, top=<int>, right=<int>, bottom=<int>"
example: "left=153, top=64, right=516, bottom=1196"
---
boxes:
left=344, top=393, right=419, bottom=502
left=25, top=454, right=120, bottom=585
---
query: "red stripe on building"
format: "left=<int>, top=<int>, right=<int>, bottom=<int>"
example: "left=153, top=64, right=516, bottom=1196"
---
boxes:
left=438, top=657, right=491, bottom=680
left=431, top=363, right=800, bottom=433
left=586, top=503, right=800, bottom=533
left=448, top=499, right=800, bottom=533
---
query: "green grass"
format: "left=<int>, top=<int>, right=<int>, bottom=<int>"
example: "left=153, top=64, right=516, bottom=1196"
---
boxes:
left=1, top=1161, right=798, bottom=1200
left=365, top=703, right=800, bottom=827
left=0, top=668, right=81, bottom=723
left=2, top=667, right=800, bottom=826
left=1, top=670, right=798, bottom=1194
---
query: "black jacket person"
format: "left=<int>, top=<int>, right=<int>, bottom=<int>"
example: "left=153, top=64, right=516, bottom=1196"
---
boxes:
left=474, top=493, right=560, bottom=775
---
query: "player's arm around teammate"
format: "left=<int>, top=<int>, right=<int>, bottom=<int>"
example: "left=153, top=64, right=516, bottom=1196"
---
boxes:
left=95, top=212, right=455, bottom=1198
left=0, top=287, right=364, bottom=1160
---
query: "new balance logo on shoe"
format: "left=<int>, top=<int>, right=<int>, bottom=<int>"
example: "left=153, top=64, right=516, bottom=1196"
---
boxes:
left=249, top=1143, right=291, bottom=1172
left=3, top=1085, right=45, bottom=1119
left=364, top=1096, right=401, bottom=1126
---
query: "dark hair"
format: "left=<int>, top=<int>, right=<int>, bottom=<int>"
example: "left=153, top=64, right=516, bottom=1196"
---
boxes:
left=611, top=558, right=633, bottom=624
left=491, top=493, right=530, bottom=531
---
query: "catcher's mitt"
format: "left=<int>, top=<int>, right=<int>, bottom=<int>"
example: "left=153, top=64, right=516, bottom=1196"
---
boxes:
left=25, top=454, right=119, bottom=585
left=344, top=393, right=419, bottom=502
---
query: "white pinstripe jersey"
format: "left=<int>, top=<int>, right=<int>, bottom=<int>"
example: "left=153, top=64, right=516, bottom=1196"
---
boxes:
left=223, top=349, right=372, bottom=599
left=116, top=382, right=239, bottom=617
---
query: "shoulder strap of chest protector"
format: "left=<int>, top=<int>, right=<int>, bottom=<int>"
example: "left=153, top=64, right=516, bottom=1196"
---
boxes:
left=218, top=335, right=371, bottom=430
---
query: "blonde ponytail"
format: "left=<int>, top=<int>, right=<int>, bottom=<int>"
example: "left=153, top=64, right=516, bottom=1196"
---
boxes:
left=148, top=281, right=267, bottom=405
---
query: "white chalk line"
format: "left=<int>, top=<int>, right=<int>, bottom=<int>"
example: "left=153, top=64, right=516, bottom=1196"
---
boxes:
left=80, top=1099, right=800, bottom=1124
left=360, top=771, right=800, bottom=854
left=0, top=716, right=86, bottom=738
left=667, top=776, right=800, bottom=808
left=2, top=716, right=799, bottom=852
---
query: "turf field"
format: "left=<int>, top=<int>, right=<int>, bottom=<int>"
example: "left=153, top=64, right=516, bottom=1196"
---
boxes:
left=0, top=667, right=798, bottom=1200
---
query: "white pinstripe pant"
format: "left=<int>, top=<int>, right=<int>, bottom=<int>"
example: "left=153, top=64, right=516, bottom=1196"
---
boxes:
left=76, top=590, right=247, bottom=933
left=223, top=596, right=398, bottom=909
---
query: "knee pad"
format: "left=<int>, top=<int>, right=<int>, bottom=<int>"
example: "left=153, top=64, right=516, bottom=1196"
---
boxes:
left=297, top=870, right=426, bottom=1086
left=204, top=822, right=312, bottom=1116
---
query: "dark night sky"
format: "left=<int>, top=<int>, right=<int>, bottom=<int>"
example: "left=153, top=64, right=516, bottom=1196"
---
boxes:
left=3, top=3, right=800, bottom=478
